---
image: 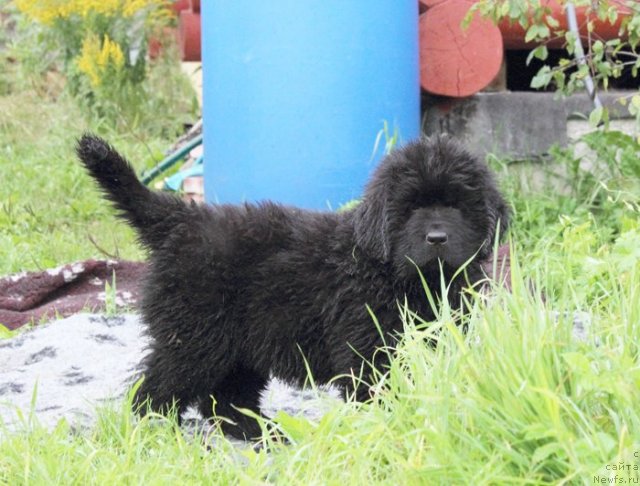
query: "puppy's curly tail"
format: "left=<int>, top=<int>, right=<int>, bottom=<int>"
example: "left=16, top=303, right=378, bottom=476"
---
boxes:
left=76, top=133, right=186, bottom=251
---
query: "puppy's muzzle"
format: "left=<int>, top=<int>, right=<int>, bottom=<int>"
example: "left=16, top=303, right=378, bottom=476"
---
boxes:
left=426, top=231, right=448, bottom=245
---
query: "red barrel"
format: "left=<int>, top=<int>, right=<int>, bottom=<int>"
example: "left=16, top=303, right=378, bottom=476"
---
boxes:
left=420, top=0, right=503, bottom=97
left=178, top=10, right=201, bottom=61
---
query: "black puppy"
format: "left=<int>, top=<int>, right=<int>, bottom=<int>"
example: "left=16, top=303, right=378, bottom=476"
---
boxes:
left=76, top=134, right=509, bottom=439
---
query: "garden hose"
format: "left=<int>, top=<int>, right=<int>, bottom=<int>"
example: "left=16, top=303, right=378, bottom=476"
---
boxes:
left=141, top=133, right=203, bottom=185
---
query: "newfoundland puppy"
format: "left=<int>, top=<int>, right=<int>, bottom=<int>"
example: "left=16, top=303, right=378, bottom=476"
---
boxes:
left=76, top=134, right=509, bottom=439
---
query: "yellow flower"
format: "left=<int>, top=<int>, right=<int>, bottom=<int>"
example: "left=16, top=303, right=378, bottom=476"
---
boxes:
left=76, top=34, right=125, bottom=87
left=77, top=34, right=101, bottom=86
left=123, top=0, right=157, bottom=17
left=15, top=0, right=64, bottom=24
left=98, top=35, right=125, bottom=70
left=15, top=0, right=166, bottom=23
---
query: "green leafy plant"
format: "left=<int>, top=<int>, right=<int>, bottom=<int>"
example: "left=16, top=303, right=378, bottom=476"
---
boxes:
left=473, top=0, right=640, bottom=126
left=9, top=0, right=197, bottom=134
left=14, top=0, right=168, bottom=87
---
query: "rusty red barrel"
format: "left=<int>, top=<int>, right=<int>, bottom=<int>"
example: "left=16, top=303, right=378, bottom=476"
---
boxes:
left=420, top=0, right=504, bottom=97
left=178, top=10, right=200, bottom=61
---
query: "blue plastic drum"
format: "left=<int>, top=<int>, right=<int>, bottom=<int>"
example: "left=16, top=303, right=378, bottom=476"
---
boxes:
left=201, top=2, right=419, bottom=209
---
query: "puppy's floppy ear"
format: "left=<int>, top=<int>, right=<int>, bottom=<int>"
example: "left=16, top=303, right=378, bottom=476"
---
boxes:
left=353, top=182, right=391, bottom=262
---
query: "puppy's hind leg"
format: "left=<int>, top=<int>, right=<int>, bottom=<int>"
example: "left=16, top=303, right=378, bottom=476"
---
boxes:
left=198, top=366, right=268, bottom=440
left=132, top=347, right=208, bottom=423
left=336, top=376, right=373, bottom=403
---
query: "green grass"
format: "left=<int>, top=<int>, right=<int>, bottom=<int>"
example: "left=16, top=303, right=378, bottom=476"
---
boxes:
left=0, top=90, right=178, bottom=275
left=1, top=252, right=638, bottom=484
left=2, top=63, right=640, bottom=485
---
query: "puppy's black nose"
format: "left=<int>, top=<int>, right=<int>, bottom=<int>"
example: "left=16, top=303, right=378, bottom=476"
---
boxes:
left=426, top=231, right=448, bottom=245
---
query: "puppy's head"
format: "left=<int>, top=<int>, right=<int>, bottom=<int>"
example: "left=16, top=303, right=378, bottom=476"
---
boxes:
left=354, top=136, right=509, bottom=279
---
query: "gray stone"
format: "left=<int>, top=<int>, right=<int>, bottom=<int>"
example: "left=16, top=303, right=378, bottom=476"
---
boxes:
left=423, top=91, right=636, bottom=159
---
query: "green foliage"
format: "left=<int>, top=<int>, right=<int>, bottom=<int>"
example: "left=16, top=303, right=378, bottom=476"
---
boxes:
left=372, top=120, right=400, bottom=160
left=1, top=244, right=639, bottom=483
left=472, top=0, right=640, bottom=127
left=0, top=91, right=168, bottom=275
left=0, top=2, right=198, bottom=277
left=501, top=129, right=639, bottom=240
left=499, top=128, right=640, bottom=308
left=2, top=124, right=640, bottom=482
left=14, top=0, right=165, bottom=83
left=5, top=0, right=198, bottom=137
left=2, top=12, right=640, bottom=479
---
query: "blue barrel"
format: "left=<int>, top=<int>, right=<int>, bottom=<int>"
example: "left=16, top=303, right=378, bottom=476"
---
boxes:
left=201, top=2, right=419, bottom=209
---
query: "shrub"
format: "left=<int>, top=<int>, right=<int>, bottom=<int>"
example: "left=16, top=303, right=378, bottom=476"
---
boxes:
left=11, top=0, right=196, bottom=135
left=474, top=0, right=640, bottom=126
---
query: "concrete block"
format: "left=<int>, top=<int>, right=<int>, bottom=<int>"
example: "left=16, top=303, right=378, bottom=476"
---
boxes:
left=423, top=91, right=636, bottom=159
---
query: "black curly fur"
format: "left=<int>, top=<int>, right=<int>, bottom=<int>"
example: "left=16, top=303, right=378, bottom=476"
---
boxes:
left=76, top=134, right=509, bottom=439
